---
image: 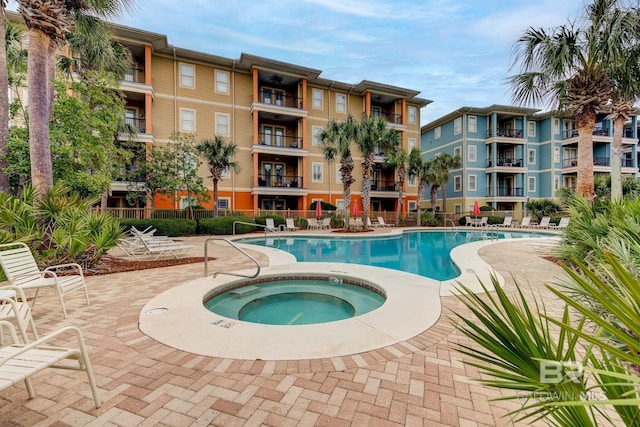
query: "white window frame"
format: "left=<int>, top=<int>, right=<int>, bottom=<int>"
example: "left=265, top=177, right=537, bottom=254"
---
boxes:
left=312, top=162, right=323, bottom=183
left=408, top=138, right=416, bottom=152
left=553, top=118, right=560, bottom=135
left=454, top=204, right=461, bottom=214
left=217, top=197, right=230, bottom=210
left=179, top=63, right=195, bottom=88
left=468, top=115, right=477, bottom=133
left=312, top=126, right=323, bottom=146
left=528, top=121, right=536, bottom=137
left=221, top=166, right=230, bottom=178
left=468, top=145, right=477, bottom=162
left=528, top=176, right=536, bottom=192
left=554, top=175, right=560, bottom=191
left=312, top=88, right=323, bottom=109
left=434, top=126, right=441, bottom=139
left=454, top=175, right=462, bottom=192
left=408, top=106, right=417, bottom=124
left=454, top=146, right=462, bottom=158
left=528, top=148, right=536, bottom=165
left=180, top=108, right=195, bottom=133
left=336, top=199, right=345, bottom=210
left=468, top=175, right=477, bottom=191
left=215, top=70, right=229, bottom=94
left=336, top=93, right=346, bottom=113
left=408, top=174, right=416, bottom=187
left=454, top=117, right=462, bottom=135
left=216, top=113, right=230, bottom=137
left=554, top=147, right=560, bottom=164
left=408, top=200, right=417, bottom=211
left=179, top=196, right=198, bottom=209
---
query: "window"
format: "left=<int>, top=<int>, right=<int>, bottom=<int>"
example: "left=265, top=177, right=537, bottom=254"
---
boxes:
left=312, top=88, right=323, bottom=109
left=179, top=63, right=194, bottom=88
left=221, top=166, right=229, bottom=178
left=312, top=126, right=323, bottom=146
left=408, top=201, right=417, bottom=211
left=336, top=164, right=342, bottom=183
left=435, top=126, right=441, bottom=139
left=468, top=115, right=477, bottom=133
left=312, top=163, right=323, bottom=183
left=180, top=108, right=195, bottom=132
left=336, top=93, right=346, bottom=113
left=454, top=175, right=462, bottom=192
left=216, top=113, right=230, bottom=136
left=179, top=196, right=197, bottom=209
left=454, top=117, right=462, bottom=135
left=554, top=147, right=560, bottom=163
left=215, top=70, right=229, bottom=94
left=454, top=146, right=462, bottom=158
left=528, top=121, right=536, bottom=137
left=528, top=176, right=536, bottom=192
left=528, top=149, right=536, bottom=165
left=217, top=198, right=230, bottom=210
left=408, top=106, right=417, bottom=124
left=554, top=175, right=560, bottom=191
left=553, top=118, right=560, bottom=135
left=408, top=138, right=416, bottom=152
left=468, top=145, right=476, bottom=162
left=336, top=200, right=345, bottom=210
left=468, top=175, right=477, bottom=191
left=454, top=204, right=461, bottom=214
left=408, top=174, right=416, bottom=186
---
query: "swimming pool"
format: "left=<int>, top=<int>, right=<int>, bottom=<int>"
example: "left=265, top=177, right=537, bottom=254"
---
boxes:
left=240, top=230, right=549, bottom=281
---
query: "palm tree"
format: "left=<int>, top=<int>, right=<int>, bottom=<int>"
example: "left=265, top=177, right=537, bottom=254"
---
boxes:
left=384, top=146, right=408, bottom=227
left=0, top=2, right=8, bottom=192
left=432, top=153, right=461, bottom=213
left=355, top=115, right=400, bottom=228
left=408, top=149, right=436, bottom=227
left=196, top=136, right=240, bottom=217
left=321, top=115, right=357, bottom=229
left=508, top=0, right=633, bottom=198
left=16, top=0, right=136, bottom=194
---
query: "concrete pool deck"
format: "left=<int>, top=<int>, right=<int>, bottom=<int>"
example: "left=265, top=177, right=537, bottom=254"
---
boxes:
left=0, top=228, right=568, bottom=426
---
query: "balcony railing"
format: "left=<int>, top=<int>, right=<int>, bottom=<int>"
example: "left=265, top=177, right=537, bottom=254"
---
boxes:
left=260, top=90, right=302, bottom=109
left=257, top=133, right=302, bottom=148
left=487, top=128, right=524, bottom=138
left=487, top=187, right=524, bottom=197
left=115, top=166, right=145, bottom=182
left=563, top=157, right=611, bottom=167
left=122, top=67, right=145, bottom=84
left=623, top=158, right=634, bottom=167
left=371, top=180, right=398, bottom=192
left=124, top=117, right=146, bottom=133
left=372, top=110, right=402, bottom=124
left=257, top=174, right=303, bottom=188
left=562, top=128, right=614, bottom=139
left=486, top=158, right=523, bottom=168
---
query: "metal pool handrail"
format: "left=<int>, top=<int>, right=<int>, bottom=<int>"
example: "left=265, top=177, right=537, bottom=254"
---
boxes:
left=203, top=237, right=260, bottom=278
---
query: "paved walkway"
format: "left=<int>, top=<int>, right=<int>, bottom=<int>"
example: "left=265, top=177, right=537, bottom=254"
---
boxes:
left=0, top=233, right=569, bottom=426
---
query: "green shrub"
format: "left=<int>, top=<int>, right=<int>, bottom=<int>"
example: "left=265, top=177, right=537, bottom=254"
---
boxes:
left=295, top=217, right=309, bottom=230
left=118, top=218, right=196, bottom=237
left=197, top=216, right=256, bottom=235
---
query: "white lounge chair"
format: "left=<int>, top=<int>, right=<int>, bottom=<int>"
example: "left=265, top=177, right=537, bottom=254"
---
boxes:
left=321, top=217, right=331, bottom=230
left=265, top=218, right=277, bottom=232
left=549, top=217, right=570, bottom=230
left=0, top=321, right=101, bottom=408
left=307, top=218, right=320, bottom=230
left=0, top=242, right=90, bottom=319
left=127, top=228, right=196, bottom=260
left=532, top=216, right=551, bottom=229
left=0, top=286, right=39, bottom=344
left=377, top=216, right=395, bottom=228
left=519, top=216, right=532, bottom=228
left=497, top=216, right=513, bottom=227
left=285, top=218, right=300, bottom=231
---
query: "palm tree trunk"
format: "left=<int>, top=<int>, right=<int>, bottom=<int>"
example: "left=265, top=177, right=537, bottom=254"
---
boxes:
left=213, top=179, right=219, bottom=217
left=416, top=181, right=426, bottom=227
left=27, top=29, right=54, bottom=194
left=0, top=6, right=10, bottom=192
left=610, top=116, right=624, bottom=200
left=442, top=186, right=448, bottom=213
left=395, top=178, right=403, bottom=227
left=430, top=185, right=438, bottom=209
left=361, top=156, right=373, bottom=229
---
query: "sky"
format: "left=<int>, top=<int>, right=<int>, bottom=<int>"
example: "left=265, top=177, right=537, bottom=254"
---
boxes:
left=10, top=0, right=587, bottom=125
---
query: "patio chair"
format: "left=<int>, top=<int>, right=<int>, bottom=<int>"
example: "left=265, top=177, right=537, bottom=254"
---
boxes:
left=549, top=217, right=570, bottom=230
left=265, top=218, right=277, bottom=232
left=321, top=217, right=331, bottom=230
left=0, top=286, right=38, bottom=344
left=285, top=218, right=300, bottom=231
left=497, top=216, right=513, bottom=227
left=0, top=321, right=101, bottom=409
left=307, top=218, right=320, bottom=230
left=519, top=216, right=532, bottom=228
left=377, top=216, right=395, bottom=228
left=128, top=228, right=196, bottom=260
left=532, top=216, right=551, bottom=229
left=0, top=242, right=90, bottom=319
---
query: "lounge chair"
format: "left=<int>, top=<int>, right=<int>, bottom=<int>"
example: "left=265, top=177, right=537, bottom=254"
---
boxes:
left=285, top=218, right=300, bottom=231
left=532, top=216, right=551, bottom=229
left=519, top=216, right=532, bottom=228
left=549, top=217, right=570, bottom=230
left=0, top=286, right=38, bottom=343
left=307, top=218, right=320, bottom=230
left=0, top=321, right=101, bottom=408
left=127, top=228, right=196, bottom=260
left=377, top=216, right=395, bottom=228
left=265, top=218, right=277, bottom=232
left=497, top=216, right=514, bottom=228
left=0, top=242, right=90, bottom=319
left=321, top=217, right=331, bottom=230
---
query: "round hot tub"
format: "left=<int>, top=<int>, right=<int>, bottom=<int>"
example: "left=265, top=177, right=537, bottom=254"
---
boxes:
left=204, top=276, right=386, bottom=325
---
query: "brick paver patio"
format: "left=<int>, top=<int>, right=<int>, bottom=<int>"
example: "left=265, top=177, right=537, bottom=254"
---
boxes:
left=0, top=236, right=569, bottom=426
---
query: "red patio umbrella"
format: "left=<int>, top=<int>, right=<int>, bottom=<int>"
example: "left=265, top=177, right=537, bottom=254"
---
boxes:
left=352, top=200, right=359, bottom=217
left=315, top=201, right=322, bottom=218
left=472, top=200, right=480, bottom=216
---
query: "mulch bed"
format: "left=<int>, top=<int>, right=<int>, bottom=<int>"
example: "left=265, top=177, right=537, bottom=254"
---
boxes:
left=85, top=255, right=213, bottom=276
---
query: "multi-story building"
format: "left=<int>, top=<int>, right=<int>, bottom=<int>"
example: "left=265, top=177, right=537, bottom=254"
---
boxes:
left=107, top=22, right=430, bottom=217
left=420, top=105, right=639, bottom=217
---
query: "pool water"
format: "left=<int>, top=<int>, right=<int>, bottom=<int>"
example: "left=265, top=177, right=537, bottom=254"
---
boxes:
left=204, top=278, right=386, bottom=325
left=241, top=230, right=549, bottom=281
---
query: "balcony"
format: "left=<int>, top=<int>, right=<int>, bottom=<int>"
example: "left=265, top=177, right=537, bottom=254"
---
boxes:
left=257, top=174, right=303, bottom=188
left=257, top=133, right=302, bottom=148
left=562, top=128, right=612, bottom=140
left=260, top=90, right=302, bottom=109
left=124, top=117, right=146, bottom=134
left=487, top=128, right=524, bottom=139
left=486, top=158, right=523, bottom=168
left=372, top=110, right=402, bottom=125
left=487, top=187, right=524, bottom=197
left=122, top=67, right=145, bottom=84
left=563, top=157, right=610, bottom=168
left=371, top=180, right=398, bottom=192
